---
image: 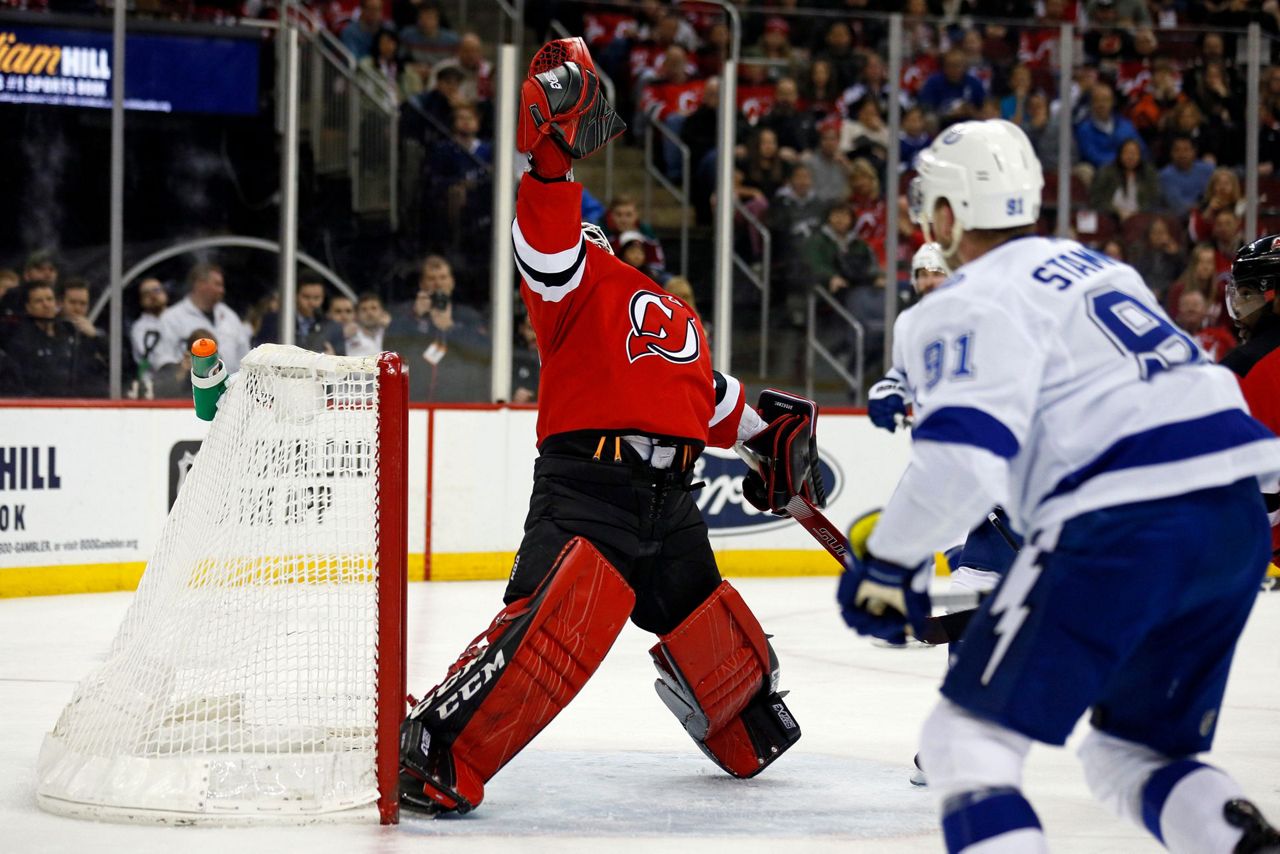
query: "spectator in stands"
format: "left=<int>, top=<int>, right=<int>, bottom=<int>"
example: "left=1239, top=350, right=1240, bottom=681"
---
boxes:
left=1132, top=216, right=1185, bottom=299
left=1086, top=0, right=1151, bottom=26
left=744, top=17, right=794, bottom=84
left=1159, top=136, right=1215, bottom=217
left=918, top=49, right=986, bottom=126
left=769, top=164, right=825, bottom=301
left=0, top=267, right=20, bottom=325
left=664, top=276, right=700, bottom=321
left=848, top=158, right=888, bottom=266
left=1175, top=289, right=1236, bottom=362
left=760, top=78, right=815, bottom=155
left=1020, top=92, right=1058, bottom=166
left=1102, top=239, right=1126, bottom=262
left=1089, top=138, right=1164, bottom=222
left=638, top=44, right=703, bottom=177
left=1162, top=101, right=1221, bottom=170
left=1001, top=64, right=1036, bottom=125
left=345, top=292, right=390, bottom=357
left=399, top=2, right=458, bottom=80
left=803, top=202, right=883, bottom=368
left=1167, top=243, right=1231, bottom=331
left=130, top=277, right=172, bottom=386
left=618, top=231, right=669, bottom=285
left=1262, top=102, right=1280, bottom=177
left=841, top=52, right=908, bottom=122
left=21, top=249, right=58, bottom=289
left=152, top=329, right=213, bottom=400
left=256, top=278, right=346, bottom=354
left=403, top=64, right=464, bottom=151
left=1210, top=208, right=1244, bottom=275
left=160, top=262, right=252, bottom=372
left=362, top=29, right=410, bottom=101
left=241, top=292, right=278, bottom=346
left=340, top=0, right=385, bottom=61
left=1191, top=59, right=1243, bottom=165
left=512, top=306, right=539, bottom=404
left=427, top=102, right=492, bottom=253
left=1075, top=82, right=1144, bottom=177
left=431, top=32, right=492, bottom=105
left=1083, top=17, right=1134, bottom=76
left=328, top=294, right=355, bottom=331
left=801, top=59, right=841, bottom=124
left=5, top=282, right=100, bottom=397
left=815, top=21, right=859, bottom=90
left=606, top=195, right=666, bottom=273
left=841, top=96, right=890, bottom=164
left=899, top=106, right=932, bottom=173
left=739, top=127, right=789, bottom=200
left=57, top=278, right=109, bottom=395
left=804, top=123, right=855, bottom=205
left=384, top=255, right=489, bottom=401
left=1130, top=60, right=1186, bottom=143
left=1182, top=32, right=1235, bottom=106
left=1189, top=168, right=1246, bottom=244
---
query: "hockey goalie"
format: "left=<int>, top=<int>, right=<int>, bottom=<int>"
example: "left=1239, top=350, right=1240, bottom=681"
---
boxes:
left=396, top=38, right=818, bottom=816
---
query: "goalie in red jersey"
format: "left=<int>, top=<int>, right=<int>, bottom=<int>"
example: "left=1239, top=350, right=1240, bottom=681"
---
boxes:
left=398, top=38, right=820, bottom=816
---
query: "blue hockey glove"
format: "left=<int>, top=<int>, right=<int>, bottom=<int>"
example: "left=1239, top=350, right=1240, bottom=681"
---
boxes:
left=836, top=510, right=932, bottom=645
left=867, top=371, right=908, bottom=433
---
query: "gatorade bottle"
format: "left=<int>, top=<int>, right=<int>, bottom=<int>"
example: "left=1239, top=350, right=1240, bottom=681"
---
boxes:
left=190, top=338, right=228, bottom=421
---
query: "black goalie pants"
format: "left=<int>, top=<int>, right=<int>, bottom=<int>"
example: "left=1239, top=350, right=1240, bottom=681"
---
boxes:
left=506, top=432, right=720, bottom=635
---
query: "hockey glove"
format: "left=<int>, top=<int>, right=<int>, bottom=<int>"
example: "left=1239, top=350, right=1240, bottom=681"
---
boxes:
left=518, top=38, right=626, bottom=180
left=867, top=369, right=908, bottom=433
left=741, top=412, right=815, bottom=514
left=836, top=510, right=932, bottom=645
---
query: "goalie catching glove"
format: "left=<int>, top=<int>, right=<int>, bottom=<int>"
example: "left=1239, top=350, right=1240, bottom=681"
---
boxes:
left=836, top=510, right=933, bottom=646
left=518, top=37, right=626, bottom=179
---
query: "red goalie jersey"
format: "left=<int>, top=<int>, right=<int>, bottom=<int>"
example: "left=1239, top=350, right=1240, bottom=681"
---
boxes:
left=513, top=174, right=744, bottom=448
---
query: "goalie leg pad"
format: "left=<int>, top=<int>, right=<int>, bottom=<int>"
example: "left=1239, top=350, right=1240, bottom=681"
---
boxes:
left=650, top=581, right=802, bottom=778
left=400, top=537, right=635, bottom=813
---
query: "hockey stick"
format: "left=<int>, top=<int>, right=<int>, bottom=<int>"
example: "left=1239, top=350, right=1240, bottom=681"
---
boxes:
left=734, top=443, right=966, bottom=645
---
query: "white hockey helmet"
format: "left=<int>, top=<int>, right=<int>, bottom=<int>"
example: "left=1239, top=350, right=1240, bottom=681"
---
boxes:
left=908, top=120, right=1043, bottom=251
left=911, top=242, right=950, bottom=294
left=582, top=222, right=614, bottom=255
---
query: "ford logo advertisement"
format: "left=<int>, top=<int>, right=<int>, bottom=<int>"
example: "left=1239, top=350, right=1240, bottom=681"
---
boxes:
left=693, top=447, right=843, bottom=535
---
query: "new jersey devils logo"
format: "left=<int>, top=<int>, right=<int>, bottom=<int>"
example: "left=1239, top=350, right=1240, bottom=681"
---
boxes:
left=625, top=291, right=701, bottom=364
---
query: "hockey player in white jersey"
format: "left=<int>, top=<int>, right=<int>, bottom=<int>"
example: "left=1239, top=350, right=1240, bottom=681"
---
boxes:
left=837, top=119, right=1280, bottom=853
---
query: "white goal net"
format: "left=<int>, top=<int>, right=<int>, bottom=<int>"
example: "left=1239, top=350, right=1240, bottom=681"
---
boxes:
left=36, top=345, right=408, bottom=825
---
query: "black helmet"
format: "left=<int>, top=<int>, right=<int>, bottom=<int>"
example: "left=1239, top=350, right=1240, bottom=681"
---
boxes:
left=1228, top=234, right=1280, bottom=322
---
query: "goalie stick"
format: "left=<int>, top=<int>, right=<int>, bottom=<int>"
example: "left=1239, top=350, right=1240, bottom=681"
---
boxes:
left=735, top=443, right=971, bottom=646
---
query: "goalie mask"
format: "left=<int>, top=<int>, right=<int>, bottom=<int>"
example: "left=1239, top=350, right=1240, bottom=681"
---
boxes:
left=582, top=222, right=613, bottom=255
left=1228, top=234, right=1280, bottom=325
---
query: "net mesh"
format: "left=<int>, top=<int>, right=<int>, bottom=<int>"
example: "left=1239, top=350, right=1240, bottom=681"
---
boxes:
left=37, top=345, right=388, bottom=823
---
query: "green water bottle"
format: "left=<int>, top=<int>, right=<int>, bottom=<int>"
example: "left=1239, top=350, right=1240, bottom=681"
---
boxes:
left=190, top=337, right=227, bottom=422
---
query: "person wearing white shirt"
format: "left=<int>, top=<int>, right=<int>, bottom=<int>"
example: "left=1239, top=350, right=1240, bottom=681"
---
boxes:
left=159, top=263, right=251, bottom=372
left=129, top=278, right=174, bottom=385
left=344, top=292, right=389, bottom=358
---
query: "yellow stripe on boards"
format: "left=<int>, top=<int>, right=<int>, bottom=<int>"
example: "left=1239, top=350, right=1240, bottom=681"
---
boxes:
left=428, top=550, right=847, bottom=582
left=0, top=553, right=427, bottom=598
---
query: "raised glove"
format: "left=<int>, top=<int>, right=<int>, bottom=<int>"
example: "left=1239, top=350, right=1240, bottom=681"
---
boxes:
left=836, top=510, right=932, bottom=645
left=867, top=369, right=908, bottom=433
left=518, top=38, right=626, bottom=179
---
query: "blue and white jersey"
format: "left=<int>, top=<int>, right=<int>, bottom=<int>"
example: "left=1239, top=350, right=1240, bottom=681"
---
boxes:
left=869, top=236, right=1280, bottom=567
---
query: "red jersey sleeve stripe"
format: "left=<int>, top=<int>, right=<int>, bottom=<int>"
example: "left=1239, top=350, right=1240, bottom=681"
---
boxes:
left=512, top=219, right=587, bottom=302
left=707, top=371, right=746, bottom=448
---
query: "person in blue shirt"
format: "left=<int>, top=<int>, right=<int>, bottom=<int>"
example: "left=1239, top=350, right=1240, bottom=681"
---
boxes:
left=917, top=50, right=985, bottom=124
left=1075, top=82, right=1144, bottom=169
left=1159, top=135, right=1216, bottom=217
left=341, top=0, right=384, bottom=61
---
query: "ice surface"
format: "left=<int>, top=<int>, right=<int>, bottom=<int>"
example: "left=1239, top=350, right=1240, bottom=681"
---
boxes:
left=2, top=578, right=1277, bottom=853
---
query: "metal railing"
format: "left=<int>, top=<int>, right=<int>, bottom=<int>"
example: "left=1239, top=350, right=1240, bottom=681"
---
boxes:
left=642, top=119, right=691, bottom=278
left=806, top=285, right=866, bottom=405
left=293, top=7, right=398, bottom=225
left=730, top=198, right=771, bottom=377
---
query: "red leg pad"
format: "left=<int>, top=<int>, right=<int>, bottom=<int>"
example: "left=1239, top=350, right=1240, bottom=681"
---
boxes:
left=400, top=537, right=634, bottom=813
left=651, top=581, right=771, bottom=736
left=650, top=581, right=800, bottom=778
